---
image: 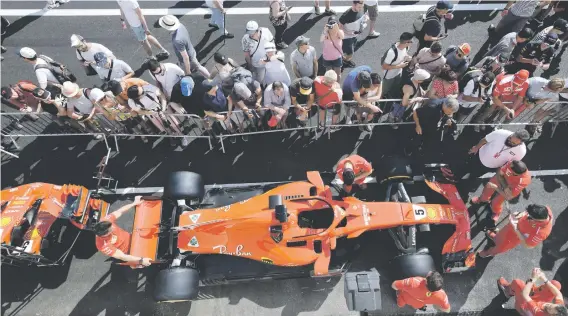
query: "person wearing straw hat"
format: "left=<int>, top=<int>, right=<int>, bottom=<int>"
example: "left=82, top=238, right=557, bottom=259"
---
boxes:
left=61, top=81, right=105, bottom=138
left=158, top=15, right=210, bottom=77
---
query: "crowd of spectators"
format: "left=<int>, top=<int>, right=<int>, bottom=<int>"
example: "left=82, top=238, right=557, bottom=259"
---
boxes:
left=1, top=0, right=567, bottom=151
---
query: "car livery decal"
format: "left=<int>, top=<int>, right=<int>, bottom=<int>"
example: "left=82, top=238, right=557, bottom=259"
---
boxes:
left=362, top=204, right=370, bottom=226
left=188, top=236, right=199, bottom=247
left=212, top=245, right=252, bottom=256
left=189, top=213, right=200, bottom=224
left=412, top=205, right=427, bottom=221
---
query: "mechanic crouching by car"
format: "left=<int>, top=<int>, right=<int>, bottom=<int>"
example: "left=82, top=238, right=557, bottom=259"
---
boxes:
left=391, top=271, right=451, bottom=313
left=335, top=154, right=373, bottom=195
left=94, top=196, right=152, bottom=267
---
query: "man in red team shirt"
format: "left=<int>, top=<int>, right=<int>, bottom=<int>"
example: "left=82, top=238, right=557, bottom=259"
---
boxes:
left=475, top=69, right=530, bottom=126
left=471, top=160, right=531, bottom=223
left=392, top=271, right=451, bottom=313
left=336, top=154, right=373, bottom=194
left=497, top=267, right=566, bottom=316
left=479, top=204, right=553, bottom=258
left=93, top=196, right=152, bottom=267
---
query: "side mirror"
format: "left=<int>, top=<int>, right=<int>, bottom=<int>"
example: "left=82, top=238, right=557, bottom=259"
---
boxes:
left=275, top=205, right=288, bottom=223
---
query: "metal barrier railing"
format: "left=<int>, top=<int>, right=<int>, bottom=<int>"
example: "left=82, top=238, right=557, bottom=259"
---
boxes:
left=1, top=98, right=567, bottom=154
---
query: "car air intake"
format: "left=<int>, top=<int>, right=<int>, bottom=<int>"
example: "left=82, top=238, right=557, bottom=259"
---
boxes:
left=268, top=195, right=283, bottom=209
left=275, top=205, right=287, bottom=223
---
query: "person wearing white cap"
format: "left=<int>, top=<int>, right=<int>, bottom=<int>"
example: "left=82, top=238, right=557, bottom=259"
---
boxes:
left=61, top=81, right=105, bottom=138
left=93, top=52, right=134, bottom=83
left=71, top=34, right=115, bottom=74
left=242, top=20, right=274, bottom=83
left=158, top=15, right=210, bottom=78
left=18, top=47, right=65, bottom=89
left=117, top=0, right=170, bottom=59
left=386, top=69, right=429, bottom=129
left=259, top=43, right=291, bottom=87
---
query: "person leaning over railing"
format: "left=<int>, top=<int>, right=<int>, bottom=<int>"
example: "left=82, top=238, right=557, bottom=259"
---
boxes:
left=1, top=80, right=42, bottom=121
left=356, top=73, right=382, bottom=132
left=386, top=69, right=430, bottom=129
left=263, top=81, right=291, bottom=129
left=524, top=77, right=565, bottom=135
left=314, top=70, right=343, bottom=129
left=456, top=72, right=495, bottom=125
left=60, top=81, right=106, bottom=139
left=126, top=82, right=190, bottom=147
left=289, top=77, right=315, bottom=134
left=342, top=66, right=382, bottom=124
left=425, top=68, right=459, bottom=108
left=201, top=79, right=240, bottom=144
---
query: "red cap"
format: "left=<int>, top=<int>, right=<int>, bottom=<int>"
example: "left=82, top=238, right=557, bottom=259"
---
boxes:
left=268, top=116, right=279, bottom=127
left=513, top=70, right=529, bottom=85
left=458, top=43, right=471, bottom=56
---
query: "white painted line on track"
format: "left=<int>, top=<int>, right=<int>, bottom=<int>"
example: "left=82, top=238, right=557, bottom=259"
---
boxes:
left=0, top=3, right=505, bottom=17
left=111, top=169, right=568, bottom=195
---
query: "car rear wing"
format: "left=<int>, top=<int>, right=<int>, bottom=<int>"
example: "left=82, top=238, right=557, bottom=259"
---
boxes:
left=117, top=199, right=163, bottom=267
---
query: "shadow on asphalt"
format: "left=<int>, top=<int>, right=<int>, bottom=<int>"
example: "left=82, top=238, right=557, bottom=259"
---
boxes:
left=541, top=205, right=568, bottom=271
left=283, top=12, right=326, bottom=46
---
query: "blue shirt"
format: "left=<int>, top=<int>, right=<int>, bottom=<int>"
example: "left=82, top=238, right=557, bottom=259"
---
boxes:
left=342, top=65, right=373, bottom=93
left=202, top=86, right=227, bottom=112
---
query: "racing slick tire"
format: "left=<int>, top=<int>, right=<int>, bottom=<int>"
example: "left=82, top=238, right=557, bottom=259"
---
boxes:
left=153, top=266, right=200, bottom=302
left=163, top=171, right=205, bottom=201
left=376, top=156, right=412, bottom=184
left=390, top=253, right=436, bottom=280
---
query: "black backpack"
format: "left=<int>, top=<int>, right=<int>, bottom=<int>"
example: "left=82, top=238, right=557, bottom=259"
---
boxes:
left=458, top=68, right=483, bottom=94
left=381, top=44, right=399, bottom=79
left=221, top=66, right=253, bottom=93
left=35, top=55, right=76, bottom=84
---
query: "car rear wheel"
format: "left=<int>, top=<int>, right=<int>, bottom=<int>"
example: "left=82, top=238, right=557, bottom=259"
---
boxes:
left=376, top=156, right=413, bottom=184
left=390, top=253, right=436, bottom=280
left=153, top=266, right=200, bottom=302
left=163, top=171, right=205, bottom=201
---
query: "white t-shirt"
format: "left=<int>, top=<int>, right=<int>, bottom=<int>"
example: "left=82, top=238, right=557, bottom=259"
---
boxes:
left=95, top=59, right=133, bottom=81
left=75, top=43, right=114, bottom=63
left=127, top=84, right=162, bottom=111
left=67, top=89, right=97, bottom=115
left=117, top=0, right=141, bottom=27
left=241, top=27, right=274, bottom=67
left=479, top=129, right=527, bottom=168
left=151, top=63, right=184, bottom=99
left=459, top=79, right=494, bottom=108
left=34, top=57, right=60, bottom=89
left=382, top=43, right=409, bottom=80
left=364, top=0, right=378, bottom=6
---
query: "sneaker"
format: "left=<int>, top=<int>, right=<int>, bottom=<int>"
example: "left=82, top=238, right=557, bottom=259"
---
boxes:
left=155, top=51, right=170, bottom=60
left=208, top=23, right=220, bottom=30
left=223, top=32, right=235, bottom=39
left=181, top=137, right=189, bottom=147
left=94, top=134, right=103, bottom=140
left=276, top=42, right=288, bottom=49
left=343, top=60, right=356, bottom=68
left=497, top=278, right=512, bottom=299
left=487, top=24, right=496, bottom=33
left=314, top=5, right=321, bottom=15
left=241, top=135, right=248, bottom=142
left=368, top=31, right=380, bottom=38
left=325, top=8, right=336, bottom=15
left=46, top=2, right=60, bottom=9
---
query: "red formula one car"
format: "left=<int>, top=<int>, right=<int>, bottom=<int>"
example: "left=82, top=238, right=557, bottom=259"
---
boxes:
left=120, top=160, right=475, bottom=303
left=1, top=183, right=109, bottom=266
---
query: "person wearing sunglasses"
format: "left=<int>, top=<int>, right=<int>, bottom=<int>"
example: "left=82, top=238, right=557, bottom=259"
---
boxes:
left=509, top=33, right=557, bottom=76
left=471, top=160, right=531, bottom=225
left=381, top=32, right=413, bottom=99
left=444, top=43, right=471, bottom=77
left=478, top=204, right=553, bottom=258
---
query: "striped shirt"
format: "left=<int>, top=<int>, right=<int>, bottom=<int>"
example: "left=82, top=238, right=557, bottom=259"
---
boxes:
left=509, top=0, right=539, bottom=18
